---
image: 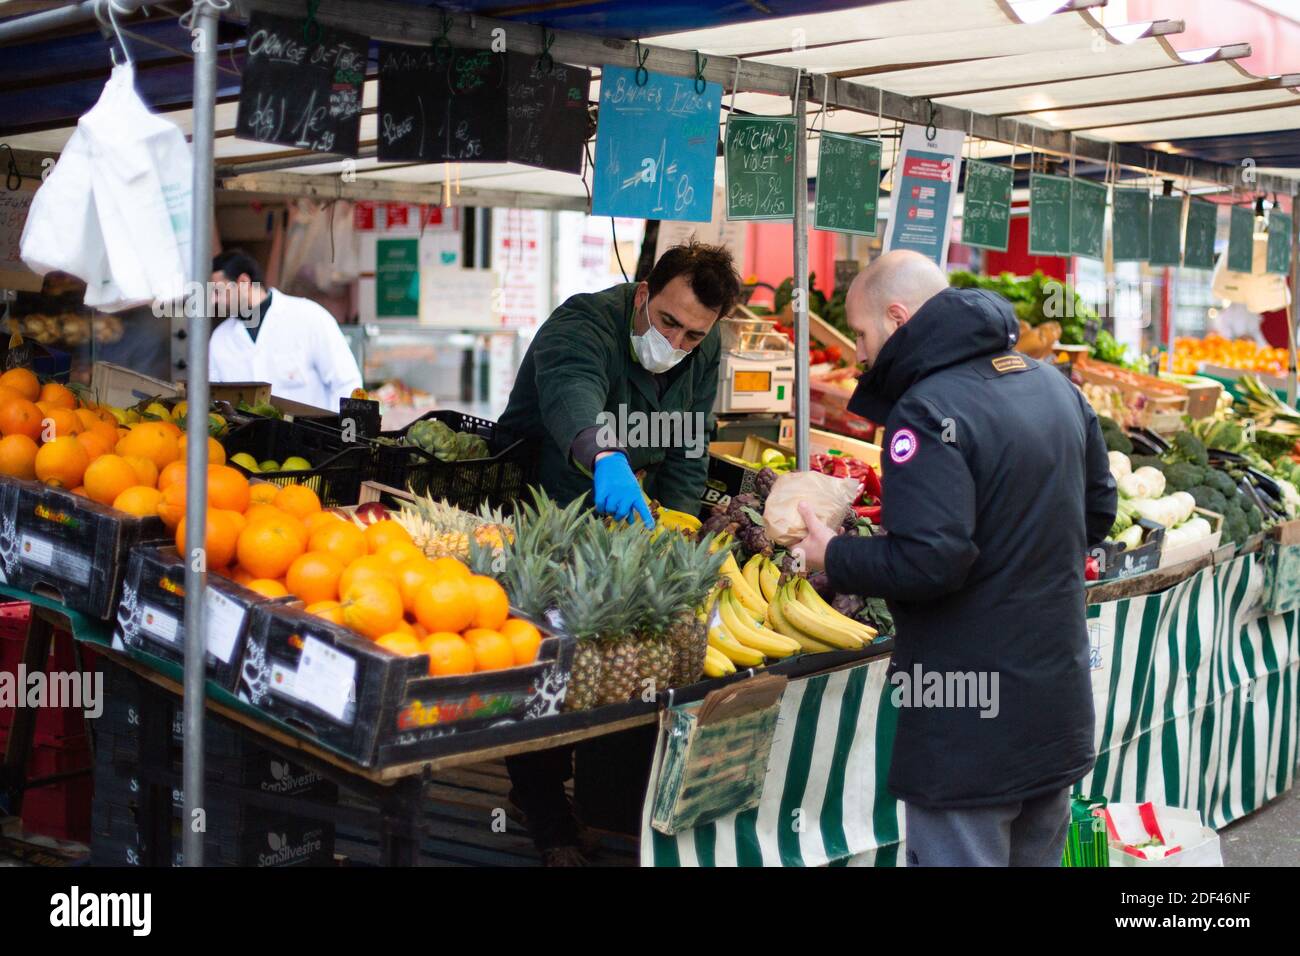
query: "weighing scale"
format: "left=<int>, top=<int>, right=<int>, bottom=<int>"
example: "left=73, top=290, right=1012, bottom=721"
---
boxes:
left=713, top=316, right=795, bottom=444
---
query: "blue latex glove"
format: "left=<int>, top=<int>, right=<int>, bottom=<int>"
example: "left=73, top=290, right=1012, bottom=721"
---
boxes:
left=593, top=452, right=655, bottom=527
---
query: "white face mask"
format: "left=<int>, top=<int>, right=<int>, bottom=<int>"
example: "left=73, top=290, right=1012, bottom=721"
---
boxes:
left=631, top=297, right=689, bottom=373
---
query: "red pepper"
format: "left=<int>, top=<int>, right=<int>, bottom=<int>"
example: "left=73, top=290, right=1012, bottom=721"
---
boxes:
left=1084, top=556, right=1100, bottom=581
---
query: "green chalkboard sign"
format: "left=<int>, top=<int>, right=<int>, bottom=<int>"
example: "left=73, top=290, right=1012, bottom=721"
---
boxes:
left=1149, top=195, right=1184, bottom=267
left=1029, top=174, right=1071, bottom=256
left=813, top=132, right=882, bottom=236
left=1182, top=199, right=1218, bottom=270
left=376, top=238, right=419, bottom=317
left=1267, top=212, right=1292, bottom=275
left=1227, top=205, right=1256, bottom=273
left=1069, top=178, right=1107, bottom=260
left=1111, top=188, right=1150, bottom=262
left=725, top=115, right=798, bottom=221
left=960, top=160, right=1013, bottom=251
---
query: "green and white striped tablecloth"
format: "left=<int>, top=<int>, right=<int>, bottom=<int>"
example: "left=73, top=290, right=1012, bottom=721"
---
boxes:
left=642, top=552, right=1300, bottom=866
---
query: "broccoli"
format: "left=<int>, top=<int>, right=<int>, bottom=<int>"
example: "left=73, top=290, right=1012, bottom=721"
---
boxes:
left=1222, top=506, right=1249, bottom=545
left=1163, top=462, right=1208, bottom=493
left=1130, top=455, right=1165, bottom=473
left=1166, top=431, right=1209, bottom=467
left=1204, top=420, right=1244, bottom=453
left=1190, top=485, right=1229, bottom=515
left=1100, top=418, right=1132, bottom=455
left=1237, top=489, right=1258, bottom=513
left=1204, top=469, right=1238, bottom=498
left=1246, top=507, right=1263, bottom=533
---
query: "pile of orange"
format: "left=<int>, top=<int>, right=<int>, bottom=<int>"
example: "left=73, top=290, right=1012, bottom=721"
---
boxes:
left=1162, top=335, right=1290, bottom=377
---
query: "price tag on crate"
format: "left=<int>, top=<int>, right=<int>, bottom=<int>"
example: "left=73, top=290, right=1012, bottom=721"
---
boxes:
left=204, top=587, right=247, bottom=664
left=295, top=636, right=357, bottom=722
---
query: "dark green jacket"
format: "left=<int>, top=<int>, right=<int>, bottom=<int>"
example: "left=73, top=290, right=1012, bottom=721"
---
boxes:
left=499, top=283, right=719, bottom=513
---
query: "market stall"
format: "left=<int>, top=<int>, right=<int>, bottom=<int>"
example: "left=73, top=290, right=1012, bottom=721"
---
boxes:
left=2, top=0, right=1300, bottom=869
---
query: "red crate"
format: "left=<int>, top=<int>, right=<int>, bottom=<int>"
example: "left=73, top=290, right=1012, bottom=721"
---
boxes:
left=0, top=602, right=31, bottom=640
left=21, top=738, right=93, bottom=844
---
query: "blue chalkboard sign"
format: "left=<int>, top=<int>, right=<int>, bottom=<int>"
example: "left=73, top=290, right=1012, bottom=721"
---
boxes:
left=591, top=66, right=721, bottom=223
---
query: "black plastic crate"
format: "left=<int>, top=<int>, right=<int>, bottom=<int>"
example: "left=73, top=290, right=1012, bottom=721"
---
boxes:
left=222, top=416, right=368, bottom=506
left=368, top=410, right=536, bottom=511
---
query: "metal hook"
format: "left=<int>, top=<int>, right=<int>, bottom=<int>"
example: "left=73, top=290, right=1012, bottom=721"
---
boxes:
left=302, top=0, right=323, bottom=44
left=633, top=39, right=649, bottom=86
left=431, top=9, right=452, bottom=55
left=693, top=50, right=708, bottom=95
left=537, top=26, right=555, bottom=75
left=925, top=101, right=937, bottom=141
left=0, top=145, right=20, bottom=192
left=96, top=0, right=133, bottom=67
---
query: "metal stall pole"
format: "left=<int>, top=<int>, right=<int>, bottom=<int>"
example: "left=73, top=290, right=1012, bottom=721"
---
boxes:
left=1289, top=194, right=1299, bottom=407
left=792, top=72, right=810, bottom=471
left=182, top=0, right=220, bottom=867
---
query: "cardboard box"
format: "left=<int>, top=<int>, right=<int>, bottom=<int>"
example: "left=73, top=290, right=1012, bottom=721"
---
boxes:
left=1095, top=518, right=1165, bottom=581
left=90, top=362, right=181, bottom=409
left=205, top=381, right=272, bottom=408
left=236, top=602, right=572, bottom=767
left=0, top=477, right=166, bottom=619
left=111, top=544, right=268, bottom=693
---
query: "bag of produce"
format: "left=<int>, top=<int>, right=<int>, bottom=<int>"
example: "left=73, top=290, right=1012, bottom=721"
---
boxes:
left=761, top=470, right=861, bottom=546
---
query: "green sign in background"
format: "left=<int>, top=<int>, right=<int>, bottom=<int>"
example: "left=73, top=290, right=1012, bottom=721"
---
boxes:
left=813, top=132, right=882, bottom=236
left=376, top=238, right=420, bottom=317
left=960, top=160, right=1013, bottom=251
left=1227, top=206, right=1256, bottom=273
left=1182, top=199, right=1218, bottom=270
left=1111, top=187, right=1150, bottom=262
left=1069, top=178, right=1107, bottom=261
left=725, top=115, right=798, bottom=221
left=1267, top=212, right=1292, bottom=275
left=1029, top=174, right=1071, bottom=256
left=1149, top=195, right=1184, bottom=267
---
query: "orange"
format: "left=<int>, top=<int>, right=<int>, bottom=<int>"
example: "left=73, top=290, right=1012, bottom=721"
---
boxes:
left=243, top=503, right=285, bottom=526
left=236, top=516, right=306, bottom=580
left=123, top=455, right=158, bottom=488
left=42, top=407, right=82, bottom=440
left=248, top=482, right=280, bottom=505
left=0, top=384, right=24, bottom=407
left=500, top=618, right=542, bottom=665
left=394, top=557, right=439, bottom=614
left=0, top=399, right=43, bottom=440
left=464, top=629, right=514, bottom=672
left=285, top=551, right=344, bottom=604
left=0, top=368, right=40, bottom=401
left=157, top=482, right=187, bottom=530
left=229, top=566, right=256, bottom=587
left=178, top=434, right=226, bottom=467
left=175, top=508, right=240, bottom=568
left=337, top=554, right=396, bottom=596
left=424, top=632, right=475, bottom=676
left=116, top=421, right=180, bottom=470
left=83, top=454, right=140, bottom=505
left=375, top=632, right=425, bottom=656
left=467, top=575, right=509, bottom=630
left=376, top=540, right=425, bottom=570
left=38, top=382, right=77, bottom=410
left=246, top=578, right=289, bottom=598
left=33, top=436, right=89, bottom=489
left=0, top=433, right=38, bottom=479
left=428, top=556, right=472, bottom=581
left=309, top=520, right=368, bottom=567
left=88, top=420, right=122, bottom=449
left=303, top=510, right=343, bottom=534
left=413, top=575, right=475, bottom=634
left=275, top=484, right=321, bottom=520
left=224, top=509, right=247, bottom=536
left=341, top=579, right=404, bottom=639
left=304, top=600, right=345, bottom=625
left=112, top=485, right=164, bottom=518
left=157, top=460, right=187, bottom=492
left=74, top=408, right=102, bottom=432
left=392, top=618, right=418, bottom=637
left=206, top=465, right=251, bottom=513
left=75, top=430, right=113, bottom=462
left=71, top=486, right=88, bottom=497
left=365, top=519, right=413, bottom=554
left=155, top=421, right=183, bottom=439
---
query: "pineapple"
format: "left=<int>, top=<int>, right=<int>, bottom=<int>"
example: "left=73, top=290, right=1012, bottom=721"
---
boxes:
left=667, top=534, right=728, bottom=685
left=634, top=546, right=681, bottom=692
left=393, top=493, right=512, bottom=559
left=555, top=559, right=609, bottom=712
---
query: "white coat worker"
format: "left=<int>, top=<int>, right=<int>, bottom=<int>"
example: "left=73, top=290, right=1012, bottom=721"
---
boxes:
left=208, top=248, right=363, bottom=411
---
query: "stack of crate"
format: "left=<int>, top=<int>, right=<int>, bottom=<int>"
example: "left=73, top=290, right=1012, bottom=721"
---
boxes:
left=91, top=660, right=339, bottom=867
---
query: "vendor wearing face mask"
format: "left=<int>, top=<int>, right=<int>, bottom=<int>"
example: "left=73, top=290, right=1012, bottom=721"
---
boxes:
left=500, top=241, right=740, bottom=529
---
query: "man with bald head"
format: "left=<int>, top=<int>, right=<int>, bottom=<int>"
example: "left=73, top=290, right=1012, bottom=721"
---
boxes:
left=796, top=250, right=1116, bottom=867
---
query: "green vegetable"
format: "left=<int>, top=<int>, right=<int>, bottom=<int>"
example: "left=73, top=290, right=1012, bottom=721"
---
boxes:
left=1246, top=507, right=1262, bottom=533
left=1222, top=505, right=1249, bottom=545
left=1163, top=462, right=1208, bottom=493
left=1115, top=524, right=1145, bottom=550
left=1129, top=456, right=1164, bottom=474
left=1164, top=431, right=1208, bottom=468
left=1190, top=486, right=1228, bottom=515
left=1108, top=509, right=1133, bottom=538
left=1204, top=469, right=1237, bottom=498
left=1104, top=428, right=1133, bottom=455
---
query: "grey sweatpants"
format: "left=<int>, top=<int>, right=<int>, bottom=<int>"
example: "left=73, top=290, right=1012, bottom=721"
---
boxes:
left=903, top=787, right=1070, bottom=867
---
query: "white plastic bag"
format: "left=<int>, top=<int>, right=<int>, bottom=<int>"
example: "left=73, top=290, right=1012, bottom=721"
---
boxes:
left=761, top=470, right=862, bottom=546
left=1103, top=802, right=1223, bottom=867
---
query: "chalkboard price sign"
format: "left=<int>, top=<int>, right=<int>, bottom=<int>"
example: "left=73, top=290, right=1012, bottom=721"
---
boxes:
left=1111, top=187, right=1150, bottom=262
left=236, top=11, right=368, bottom=157
left=506, top=55, right=591, bottom=174
left=959, top=160, right=1013, bottom=251
left=813, top=132, right=882, bottom=236
left=1227, top=205, right=1256, bottom=273
left=591, top=66, right=721, bottom=223
left=1267, top=211, right=1292, bottom=275
left=1069, top=178, right=1107, bottom=261
left=1029, top=174, right=1071, bottom=256
left=1182, top=199, right=1218, bottom=270
left=725, top=116, right=798, bottom=221
left=1148, top=195, right=1184, bottom=267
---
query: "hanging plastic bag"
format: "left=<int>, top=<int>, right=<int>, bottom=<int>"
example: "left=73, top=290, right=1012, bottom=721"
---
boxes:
left=761, top=470, right=862, bottom=546
left=1102, top=802, right=1223, bottom=867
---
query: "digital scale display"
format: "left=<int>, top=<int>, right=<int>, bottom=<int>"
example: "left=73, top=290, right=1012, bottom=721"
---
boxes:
left=732, top=370, right=772, bottom=393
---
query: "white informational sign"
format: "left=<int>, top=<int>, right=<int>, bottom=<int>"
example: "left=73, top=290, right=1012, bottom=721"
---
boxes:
left=419, top=266, right=498, bottom=327
left=0, top=187, right=42, bottom=292
left=884, top=124, right=964, bottom=269
left=357, top=205, right=462, bottom=322
left=654, top=185, right=748, bottom=265
left=553, top=212, right=645, bottom=304
left=491, top=207, right=551, bottom=328
left=294, top=636, right=356, bottom=723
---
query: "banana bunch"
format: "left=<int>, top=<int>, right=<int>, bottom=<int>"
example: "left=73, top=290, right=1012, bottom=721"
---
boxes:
left=768, top=577, right=877, bottom=651
left=703, top=645, right=736, bottom=678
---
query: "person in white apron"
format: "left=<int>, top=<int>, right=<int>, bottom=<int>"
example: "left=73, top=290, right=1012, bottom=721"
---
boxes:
left=208, top=249, right=362, bottom=411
